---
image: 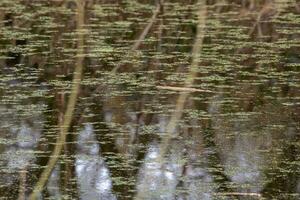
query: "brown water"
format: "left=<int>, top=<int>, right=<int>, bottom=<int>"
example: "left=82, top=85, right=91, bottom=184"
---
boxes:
left=0, top=0, right=299, bottom=199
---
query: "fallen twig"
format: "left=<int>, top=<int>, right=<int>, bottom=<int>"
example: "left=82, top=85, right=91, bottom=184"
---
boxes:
left=156, top=85, right=213, bottom=93
left=215, top=192, right=263, bottom=198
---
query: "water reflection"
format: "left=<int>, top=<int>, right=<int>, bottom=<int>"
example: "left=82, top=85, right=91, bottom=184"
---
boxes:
left=0, top=0, right=299, bottom=199
left=47, top=166, right=61, bottom=199
left=0, top=109, right=43, bottom=199
left=136, top=143, right=183, bottom=200
left=76, top=123, right=116, bottom=200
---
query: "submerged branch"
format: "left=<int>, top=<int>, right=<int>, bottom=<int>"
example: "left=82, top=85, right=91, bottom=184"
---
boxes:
left=157, top=0, right=207, bottom=161
left=29, top=1, right=85, bottom=199
left=111, top=1, right=163, bottom=73
left=131, top=2, right=162, bottom=51
left=18, top=169, right=27, bottom=200
left=135, top=1, right=207, bottom=199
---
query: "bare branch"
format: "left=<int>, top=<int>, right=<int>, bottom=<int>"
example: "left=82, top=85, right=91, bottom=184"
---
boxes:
left=111, top=1, right=163, bottom=73
left=28, top=0, right=85, bottom=199
left=215, top=192, right=263, bottom=198
left=157, top=0, right=207, bottom=160
left=135, top=1, right=207, bottom=198
left=156, top=85, right=213, bottom=93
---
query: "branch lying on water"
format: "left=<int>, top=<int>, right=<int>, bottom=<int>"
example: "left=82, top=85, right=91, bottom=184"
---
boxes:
left=156, top=85, right=213, bottom=93
left=111, top=1, right=163, bottom=73
left=29, top=0, right=85, bottom=199
left=215, top=192, right=263, bottom=198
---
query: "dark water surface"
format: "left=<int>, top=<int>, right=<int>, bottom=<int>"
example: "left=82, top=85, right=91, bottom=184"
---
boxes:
left=0, top=0, right=299, bottom=199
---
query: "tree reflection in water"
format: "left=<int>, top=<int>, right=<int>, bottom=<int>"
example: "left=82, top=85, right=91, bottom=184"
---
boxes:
left=0, top=0, right=299, bottom=199
left=0, top=108, right=43, bottom=199
left=75, top=123, right=116, bottom=200
left=136, top=142, right=183, bottom=200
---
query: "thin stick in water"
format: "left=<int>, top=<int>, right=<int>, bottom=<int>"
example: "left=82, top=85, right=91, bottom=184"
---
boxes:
left=28, top=0, right=85, bottom=199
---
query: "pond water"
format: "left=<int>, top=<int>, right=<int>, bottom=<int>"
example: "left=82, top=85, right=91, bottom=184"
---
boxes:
left=0, top=0, right=299, bottom=200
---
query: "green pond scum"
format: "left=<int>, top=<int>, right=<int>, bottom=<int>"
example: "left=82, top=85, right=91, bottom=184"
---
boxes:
left=0, top=0, right=299, bottom=199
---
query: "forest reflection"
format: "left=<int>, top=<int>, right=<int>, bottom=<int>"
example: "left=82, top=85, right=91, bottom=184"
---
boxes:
left=0, top=0, right=299, bottom=200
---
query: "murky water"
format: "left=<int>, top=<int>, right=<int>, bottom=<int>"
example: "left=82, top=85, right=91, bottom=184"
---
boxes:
left=0, top=0, right=299, bottom=199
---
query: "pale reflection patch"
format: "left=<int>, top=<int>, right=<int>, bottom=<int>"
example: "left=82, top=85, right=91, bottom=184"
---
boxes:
left=75, top=123, right=116, bottom=200
left=136, top=143, right=183, bottom=199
